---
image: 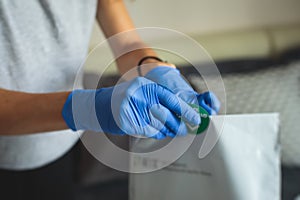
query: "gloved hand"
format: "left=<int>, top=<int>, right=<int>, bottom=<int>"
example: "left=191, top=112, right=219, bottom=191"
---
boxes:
left=62, top=77, right=200, bottom=139
left=145, top=66, right=221, bottom=115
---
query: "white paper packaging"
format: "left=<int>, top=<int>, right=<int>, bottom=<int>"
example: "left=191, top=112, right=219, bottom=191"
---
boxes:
left=130, top=113, right=280, bottom=200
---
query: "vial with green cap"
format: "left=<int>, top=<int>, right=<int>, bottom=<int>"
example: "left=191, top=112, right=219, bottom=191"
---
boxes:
left=187, top=104, right=210, bottom=134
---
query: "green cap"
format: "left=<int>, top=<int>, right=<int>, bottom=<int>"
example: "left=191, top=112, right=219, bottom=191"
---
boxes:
left=188, top=104, right=210, bottom=134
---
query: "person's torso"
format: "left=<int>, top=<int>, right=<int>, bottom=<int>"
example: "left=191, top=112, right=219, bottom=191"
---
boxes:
left=0, top=0, right=97, bottom=170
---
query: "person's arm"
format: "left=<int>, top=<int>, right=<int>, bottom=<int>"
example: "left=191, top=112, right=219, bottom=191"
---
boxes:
left=0, top=88, right=69, bottom=135
left=96, top=0, right=174, bottom=77
left=96, top=0, right=221, bottom=114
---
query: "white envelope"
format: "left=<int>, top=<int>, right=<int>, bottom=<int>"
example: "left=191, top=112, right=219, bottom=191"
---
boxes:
left=130, top=113, right=280, bottom=200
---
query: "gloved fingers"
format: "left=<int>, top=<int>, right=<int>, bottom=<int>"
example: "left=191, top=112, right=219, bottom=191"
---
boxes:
left=156, top=86, right=201, bottom=126
left=148, top=109, right=177, bottom=138
left=199, top=102, right=215, bottom=115
left=205, top=92, right=221, bottom=112
left=176, top=90, right=198, bottom=105
left=197, top=91, right=221, bottom=115
left=150, top=104, right=188, bottom=137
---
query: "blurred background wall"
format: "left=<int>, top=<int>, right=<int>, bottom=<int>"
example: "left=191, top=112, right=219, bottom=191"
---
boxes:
left=84, top=0, right=300, bottom=74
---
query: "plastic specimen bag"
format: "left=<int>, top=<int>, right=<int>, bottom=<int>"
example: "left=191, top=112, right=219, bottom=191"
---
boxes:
left=129, top=113, right=280, bottom=200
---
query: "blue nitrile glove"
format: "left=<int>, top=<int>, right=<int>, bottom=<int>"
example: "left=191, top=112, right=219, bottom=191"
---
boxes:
left=145, top=66, right=221, bottom=115
left=62, top=77, right=200, bottom=139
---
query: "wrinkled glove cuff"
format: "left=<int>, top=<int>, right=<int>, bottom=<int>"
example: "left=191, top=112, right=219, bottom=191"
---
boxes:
left=62, top=90, right=103, bottom=132
left=62, top=92, right=77, bottom=131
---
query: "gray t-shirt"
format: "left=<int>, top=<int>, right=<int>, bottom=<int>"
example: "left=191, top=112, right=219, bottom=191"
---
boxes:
left=0, top=0, right=97, bottom=170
